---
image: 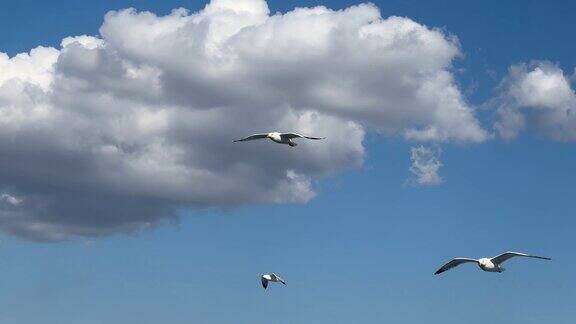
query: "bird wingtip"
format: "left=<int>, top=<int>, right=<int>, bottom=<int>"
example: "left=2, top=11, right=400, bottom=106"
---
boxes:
left=529, top=254, right=551, bottom=260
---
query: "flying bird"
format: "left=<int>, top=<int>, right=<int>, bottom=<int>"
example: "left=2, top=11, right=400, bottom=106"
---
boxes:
left=234, top=132, right=325, bottom=147
left=434, top=251, right=551, bottom=275
left=261, top=273, right=286, bottom=289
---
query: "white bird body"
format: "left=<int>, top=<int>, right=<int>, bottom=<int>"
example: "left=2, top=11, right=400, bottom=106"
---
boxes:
left=267, top=132, right=284, bottom=144
left=234, top=132, right=325, bottom=147
left=261, top=273, right=286, bottom=289
left=478, top=258, right=500, bottom=272
left=435, top=252, right=550, bottom=275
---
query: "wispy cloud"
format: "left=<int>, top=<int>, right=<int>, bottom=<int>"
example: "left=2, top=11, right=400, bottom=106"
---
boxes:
left=0, top=193, right=23, bottom=206
left=408, top=146, right=443, bottom=186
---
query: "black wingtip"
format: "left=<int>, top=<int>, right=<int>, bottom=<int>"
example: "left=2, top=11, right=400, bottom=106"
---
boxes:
left=434, top=270, right=443, bottom=275
left=531, top=255, right=552, bottom=260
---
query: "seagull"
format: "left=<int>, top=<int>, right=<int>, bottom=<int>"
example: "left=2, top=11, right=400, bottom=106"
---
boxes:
left=234, top=132, right=325, bottom=147
left=261, top=273, right=286, bottom=289
left=434, top=251, right=551, bottom=275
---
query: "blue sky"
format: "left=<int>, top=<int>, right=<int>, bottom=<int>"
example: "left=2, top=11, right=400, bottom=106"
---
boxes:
left=0, top=1, right=575, bottom=323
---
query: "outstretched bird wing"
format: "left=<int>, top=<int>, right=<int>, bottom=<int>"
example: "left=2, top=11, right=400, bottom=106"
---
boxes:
left=275, top=274, right=286, bottom=285
left=261, top=277, right=268, bottom=289
left=490, top=252, right=551, bottom=265
left=281, top=133, right=325, bottom=140
left=234, top=134, right=269, bottom=142
left=434, top=258, right=478, bottom=275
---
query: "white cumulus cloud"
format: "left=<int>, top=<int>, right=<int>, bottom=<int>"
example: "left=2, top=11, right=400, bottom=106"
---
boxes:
left=0, top=0, right=486, bottom=241
left=495, top=61, right=576, bottom=141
